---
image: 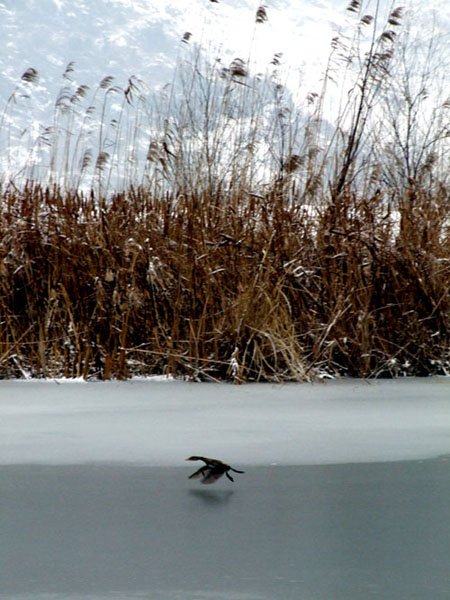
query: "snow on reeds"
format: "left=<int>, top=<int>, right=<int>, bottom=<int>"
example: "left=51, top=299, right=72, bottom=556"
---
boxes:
left=0, top=180, right=448, bottom=381
left=0, top=1, right=449, bottom=381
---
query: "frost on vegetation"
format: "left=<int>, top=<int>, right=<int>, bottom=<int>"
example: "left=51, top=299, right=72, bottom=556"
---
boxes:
left=283, top=259, right=315, bottom=279
left=229, top=347, right=239, bottom=375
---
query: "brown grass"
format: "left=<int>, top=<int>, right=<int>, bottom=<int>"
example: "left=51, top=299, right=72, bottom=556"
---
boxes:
left=0, top=180, right=448, bottom=381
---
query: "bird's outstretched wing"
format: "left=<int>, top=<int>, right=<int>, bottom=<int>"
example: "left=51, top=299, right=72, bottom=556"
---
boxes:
left=188, top=467, right=209, bottom=480
left=201, top=469, right=225, bottom=484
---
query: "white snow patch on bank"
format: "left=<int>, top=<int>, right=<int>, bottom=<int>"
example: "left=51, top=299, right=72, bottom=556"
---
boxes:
left=1, top=378, right=449, bottom=467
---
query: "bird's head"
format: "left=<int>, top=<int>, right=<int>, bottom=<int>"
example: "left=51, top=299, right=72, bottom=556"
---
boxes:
left=185, top=456, right=202, bottom=461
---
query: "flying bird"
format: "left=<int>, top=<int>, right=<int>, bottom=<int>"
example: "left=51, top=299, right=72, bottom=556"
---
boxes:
left=186, top=456, right=245, bottom=484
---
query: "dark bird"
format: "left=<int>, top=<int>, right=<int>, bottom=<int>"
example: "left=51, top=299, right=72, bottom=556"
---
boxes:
left=186, top=456, right=245, bottom=485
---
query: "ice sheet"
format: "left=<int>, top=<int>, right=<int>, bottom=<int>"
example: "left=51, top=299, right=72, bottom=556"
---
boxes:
left=1, top=378, right=449, bottom=466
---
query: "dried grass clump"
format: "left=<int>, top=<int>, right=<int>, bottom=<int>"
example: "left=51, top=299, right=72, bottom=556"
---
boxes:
left=0, top=180, right=449, bottom=381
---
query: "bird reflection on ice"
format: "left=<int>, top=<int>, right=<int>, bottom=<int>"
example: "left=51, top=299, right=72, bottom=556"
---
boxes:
left=188, top=488, right=234, bottom=506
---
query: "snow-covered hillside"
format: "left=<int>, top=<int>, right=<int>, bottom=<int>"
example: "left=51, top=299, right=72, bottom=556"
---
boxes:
left=1, top=1, right=448, bottom=187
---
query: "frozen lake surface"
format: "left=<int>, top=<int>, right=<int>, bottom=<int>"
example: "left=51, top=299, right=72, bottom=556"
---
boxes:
left=1, top=377, right=450, bottom=465
left=1, top=461, right=450, bottom=600
left=1, top=378, right=450, bottom=599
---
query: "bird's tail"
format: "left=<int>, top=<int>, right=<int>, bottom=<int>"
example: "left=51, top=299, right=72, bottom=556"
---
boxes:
left=230, top=468, right=245, bottom=474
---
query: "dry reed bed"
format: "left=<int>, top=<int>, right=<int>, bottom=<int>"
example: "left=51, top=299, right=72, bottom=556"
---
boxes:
left=0, top=182, right=449, bottom=381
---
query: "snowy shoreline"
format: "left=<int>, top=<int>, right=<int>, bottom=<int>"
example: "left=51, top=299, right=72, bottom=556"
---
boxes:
left=1, top=377, right=449, bottom=467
